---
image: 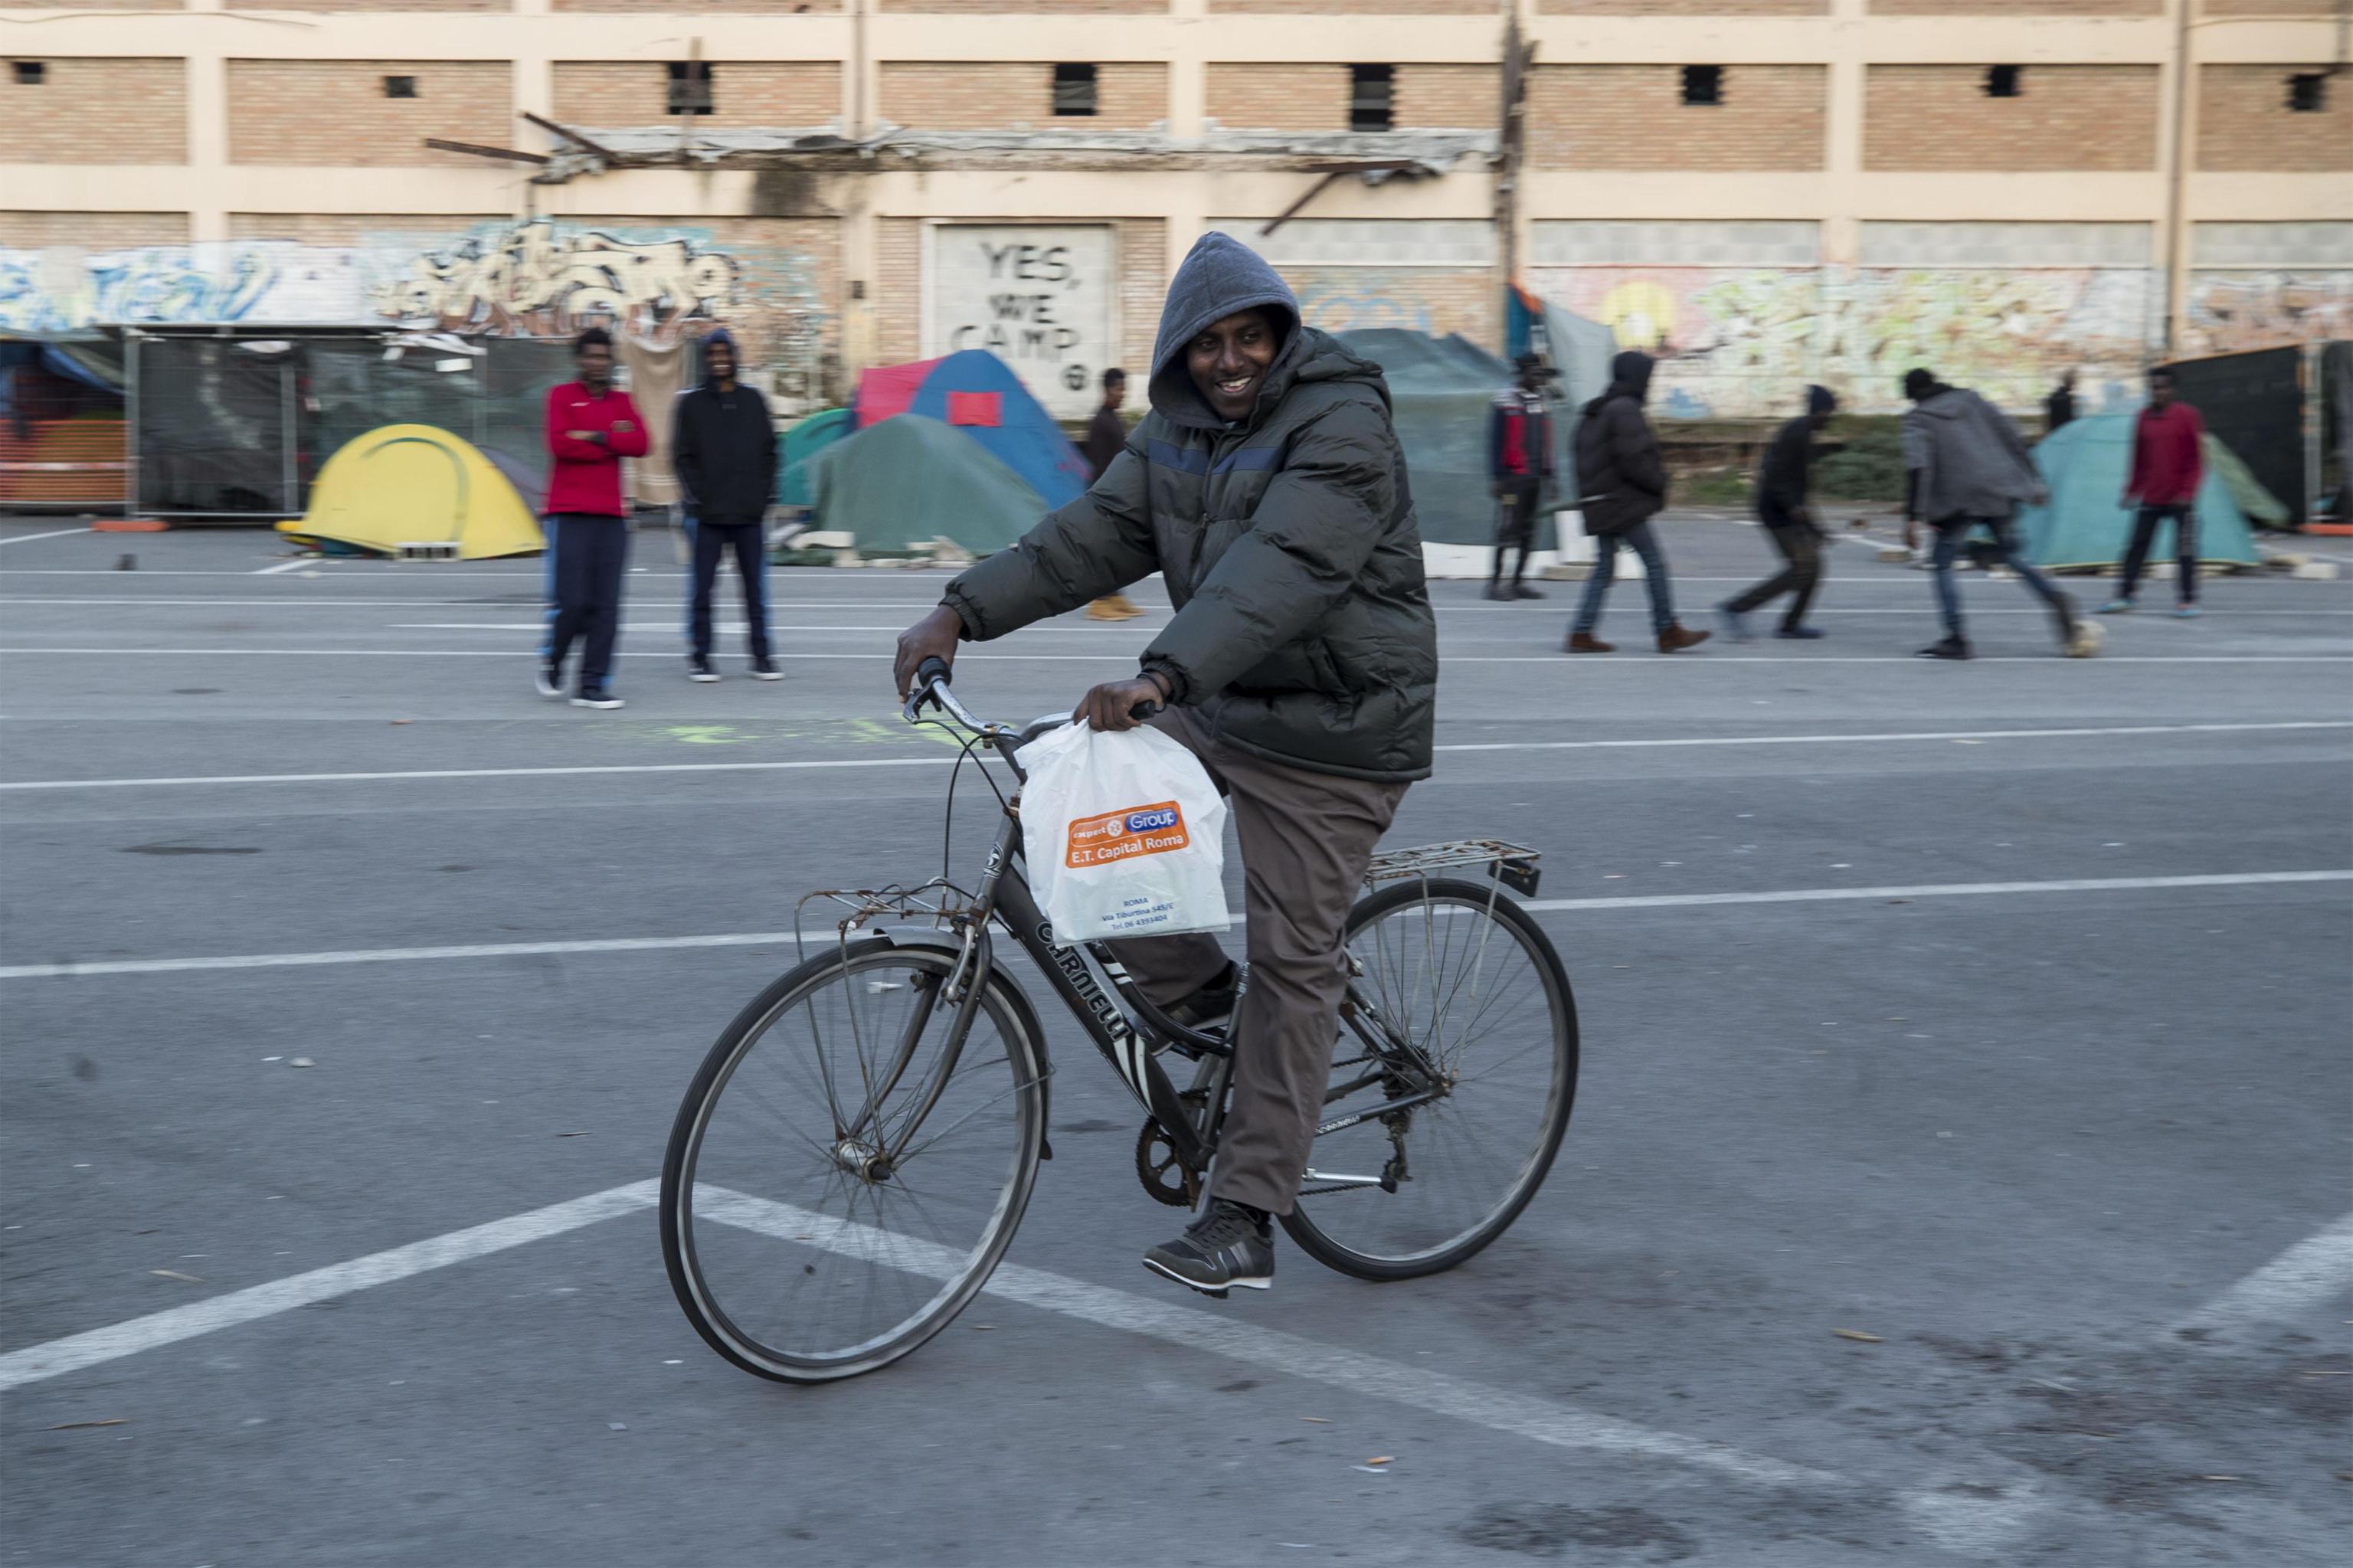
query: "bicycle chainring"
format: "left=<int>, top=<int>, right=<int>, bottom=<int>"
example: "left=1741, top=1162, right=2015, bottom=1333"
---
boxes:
left=1134, top=1119, right=1201, bottom=1208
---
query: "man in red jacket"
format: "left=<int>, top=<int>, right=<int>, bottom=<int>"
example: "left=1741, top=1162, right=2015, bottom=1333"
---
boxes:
left=540, top=327, right=649, bottom=707
left=2103, top=366, right=2207, bottom=619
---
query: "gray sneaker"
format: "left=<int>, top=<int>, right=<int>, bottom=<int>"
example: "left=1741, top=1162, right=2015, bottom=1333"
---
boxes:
left=1144, top=1199, right=1274, bottom=1298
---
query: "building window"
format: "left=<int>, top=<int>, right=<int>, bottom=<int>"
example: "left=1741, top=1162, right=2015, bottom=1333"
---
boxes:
left=383, top=75, right=417, bottom=100
left=2286, top=72, right=2327, bottom=113
left=1350, top=64, right=1394, bottom=133
left=11, top=61, right=46, bottom=87
left=1985, top=65, right=2023, bottom=100
left=1680, top=66, right=1723, bottom=107
left=666, top=61, right=713, bottom=117
left=1052, top=63, right=1098, bottom=117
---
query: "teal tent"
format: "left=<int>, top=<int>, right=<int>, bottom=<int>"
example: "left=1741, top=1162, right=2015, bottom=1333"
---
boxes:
left=807, top=414, right=1046, bottom=555
left=1336, top=329, right=1541, bottom=548
left=777, top=407, right=851, bottom=509
left=2017, top=414, right=2260, bottom=570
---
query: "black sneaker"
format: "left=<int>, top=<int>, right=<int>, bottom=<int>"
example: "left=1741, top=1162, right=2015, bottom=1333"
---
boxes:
left=571, top=685, right=625, bottom=710
left=535, top=663, right=563, bottom=699
left=1915, top=636, right=1974, bottom=661
left=748, top=656, right=783, bottom=682
left=1143, top=1199, right=1274, bottom=1298
left=687, top=656, right=719, bottom=683
left=1510, top=582, right=1546, bottom=600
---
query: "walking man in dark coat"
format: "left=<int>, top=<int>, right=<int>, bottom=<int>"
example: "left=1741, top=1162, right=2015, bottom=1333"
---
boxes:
left=672, top=326, right=781, bottom=682
left=1718, top=385, right=1840, bottom=640
left=1901, top=367, right=2094, bottom=660
left=1566, top=351, right=1710, bottom=654
left=894, top=232, right=1435, bottom=1298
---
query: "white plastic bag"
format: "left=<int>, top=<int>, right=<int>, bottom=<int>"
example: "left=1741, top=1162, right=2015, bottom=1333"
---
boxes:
left=1016, top=722, right=1230, bottom=942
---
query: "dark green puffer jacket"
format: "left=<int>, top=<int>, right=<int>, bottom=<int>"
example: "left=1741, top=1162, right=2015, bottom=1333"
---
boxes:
left=942, top=233, right=1437, bottom=783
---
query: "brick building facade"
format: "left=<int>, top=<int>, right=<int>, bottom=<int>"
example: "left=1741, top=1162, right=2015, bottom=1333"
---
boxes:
left=2, top=0, right=2346, bottom=419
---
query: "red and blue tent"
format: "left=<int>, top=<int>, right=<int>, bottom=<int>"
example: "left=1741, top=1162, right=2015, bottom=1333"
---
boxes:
left=852, top=349, right=1091, bottom=509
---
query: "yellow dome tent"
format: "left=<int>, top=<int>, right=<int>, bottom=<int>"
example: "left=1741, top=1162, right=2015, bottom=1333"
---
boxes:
left=279, top=424, right=543, bottom=560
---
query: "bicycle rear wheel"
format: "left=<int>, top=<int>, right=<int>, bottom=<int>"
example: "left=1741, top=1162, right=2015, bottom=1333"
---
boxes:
left=1281, top=877, right=1576, bottom=1280
left=661, top=939, right=1046, bottom=1382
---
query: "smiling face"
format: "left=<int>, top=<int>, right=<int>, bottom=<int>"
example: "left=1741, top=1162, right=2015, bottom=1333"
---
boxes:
left=1186, top=309, right=1280, bottom=422
left=705, top=338, right=736, bottom=386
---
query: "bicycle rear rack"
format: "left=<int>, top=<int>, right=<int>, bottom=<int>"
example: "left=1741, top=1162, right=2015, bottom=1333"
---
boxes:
left=1363, top=839, right=1542, bottom=898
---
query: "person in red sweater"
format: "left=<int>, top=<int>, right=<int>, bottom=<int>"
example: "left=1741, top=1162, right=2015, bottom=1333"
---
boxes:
left=539, top=327, right=650, bottom=707
left=2103, top=366, right=2207, bottom=619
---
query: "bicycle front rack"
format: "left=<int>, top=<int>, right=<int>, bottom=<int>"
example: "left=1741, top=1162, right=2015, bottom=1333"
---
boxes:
left=1362, top=839, right=1543, bottom=898
left=794, top=879, right=974, bottom=959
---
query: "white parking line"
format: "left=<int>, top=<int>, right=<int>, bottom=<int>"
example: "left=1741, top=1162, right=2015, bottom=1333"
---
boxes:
left=0, top=1181, right=658, bottom=1393
left=3, top=721, right=2345, bottom=794
left=3, top=870, right=2342, bottom=980
left=697, top=1187, right=1838, bottom=1489
left=2174, top=1210, right=2353, bottom=1341
left=0, top=1174, right=1835, bottom=1493
left=0, top=527, right=96, bottom=547
left=250, top=558, right=316, bottom=575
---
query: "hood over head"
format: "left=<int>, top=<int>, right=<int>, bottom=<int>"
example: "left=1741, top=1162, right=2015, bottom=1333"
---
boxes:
left=1585, top=349, right=1655, bottom=414
left=1148, top=231, right=1301, bottom=429
left=699, top=326, right=739, bottom=389
left=1806, top=384, right=1838, bottom=417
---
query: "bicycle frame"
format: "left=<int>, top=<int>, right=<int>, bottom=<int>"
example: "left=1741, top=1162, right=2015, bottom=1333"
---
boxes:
left=881, top=669, right=1452, bottom=1196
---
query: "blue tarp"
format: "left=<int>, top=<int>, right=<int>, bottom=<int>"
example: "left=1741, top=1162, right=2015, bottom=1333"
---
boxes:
left=856, top=350, right=1090, bottom=509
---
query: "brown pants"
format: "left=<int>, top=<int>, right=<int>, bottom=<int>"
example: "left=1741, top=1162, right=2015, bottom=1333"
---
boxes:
left=1109, top=708, right=1406, bottom=1216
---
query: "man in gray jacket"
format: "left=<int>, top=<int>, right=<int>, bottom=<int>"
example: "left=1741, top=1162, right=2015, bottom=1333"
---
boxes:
left=894, top=232, right=1435, bottom=1296
left=1901, top=368, right=2092, bottom=660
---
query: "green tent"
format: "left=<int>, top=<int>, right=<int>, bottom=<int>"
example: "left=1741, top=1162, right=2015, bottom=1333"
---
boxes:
left=777, top=406, right=851, bottom=509
left=2017, top=413, right=2260, bottom=570
left=807, top=414, right=1046, bottom=554
left=1335, top=329, right=1547, bottom=548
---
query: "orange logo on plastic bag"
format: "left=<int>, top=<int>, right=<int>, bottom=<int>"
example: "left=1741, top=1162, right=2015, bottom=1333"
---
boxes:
left=1065, top=801, right=1190, bottom=869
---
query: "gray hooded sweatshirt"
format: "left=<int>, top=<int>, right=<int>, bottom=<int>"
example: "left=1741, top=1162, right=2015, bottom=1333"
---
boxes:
left=1902, top=385, right=2044, bottom=524
left=942, top=231, right=1436, bottom=782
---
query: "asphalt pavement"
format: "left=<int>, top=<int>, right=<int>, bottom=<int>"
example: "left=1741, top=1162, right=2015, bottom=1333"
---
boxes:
left=2, top=516, right=2348, bottom=1566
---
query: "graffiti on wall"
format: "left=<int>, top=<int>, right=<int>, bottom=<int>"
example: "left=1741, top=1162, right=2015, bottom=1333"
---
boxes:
left=1530, top=265, right=2157, bottom=417
left=1286, top=269, right=1495, bottom=343
left=2181, top=271, right=2353, bottom=359
left=0, top=244, right=332, bottom=335
left=368, top=222, right=741, bottom=338
left=0, top=221, right=827, bottom=401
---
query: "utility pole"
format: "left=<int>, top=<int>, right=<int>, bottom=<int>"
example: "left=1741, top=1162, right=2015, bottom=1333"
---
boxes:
left=1496, top=9, right=1535, bottom=352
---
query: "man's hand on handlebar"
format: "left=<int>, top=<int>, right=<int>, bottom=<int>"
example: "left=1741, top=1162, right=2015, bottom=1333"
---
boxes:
left=894, top=604, right=964, bottom=699
left=1074, top=673, right=1170, bottom=733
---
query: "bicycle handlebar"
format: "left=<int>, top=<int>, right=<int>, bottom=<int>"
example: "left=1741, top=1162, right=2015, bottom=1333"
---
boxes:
left=905, top=658, right=1161, bottom=738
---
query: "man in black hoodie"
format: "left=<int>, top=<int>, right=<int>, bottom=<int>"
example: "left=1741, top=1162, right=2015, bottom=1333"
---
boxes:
left=1566, top=351, right=1710, bottom=654
left=672, top=327, right=781, bottom=683
left=1718, top=385, right=1839, bottom=640
left=893, top=233, right=1435, bottom=1298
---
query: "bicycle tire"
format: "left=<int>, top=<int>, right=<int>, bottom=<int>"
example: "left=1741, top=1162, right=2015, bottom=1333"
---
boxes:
left=661, top=939, right=1046, bottom=1383
left=1281, top=877, right=1577, bottom=1282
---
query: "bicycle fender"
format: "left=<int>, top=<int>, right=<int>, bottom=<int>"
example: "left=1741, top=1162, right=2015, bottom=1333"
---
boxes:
left=873, top=927, right=1055, bottom=1160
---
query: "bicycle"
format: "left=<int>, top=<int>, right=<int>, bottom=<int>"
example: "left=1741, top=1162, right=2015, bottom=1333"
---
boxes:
left=659, top=660, right=1579, bottom=1383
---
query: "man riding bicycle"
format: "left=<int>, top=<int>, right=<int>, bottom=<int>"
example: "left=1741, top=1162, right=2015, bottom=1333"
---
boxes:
left=895, top=232, right=1438, bottom=1296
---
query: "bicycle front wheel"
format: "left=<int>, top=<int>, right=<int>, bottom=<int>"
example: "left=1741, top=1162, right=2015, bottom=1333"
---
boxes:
left=1282, top=877, right=1577, bottom=1280
left=661, top=940, right=1046, bottom=1382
